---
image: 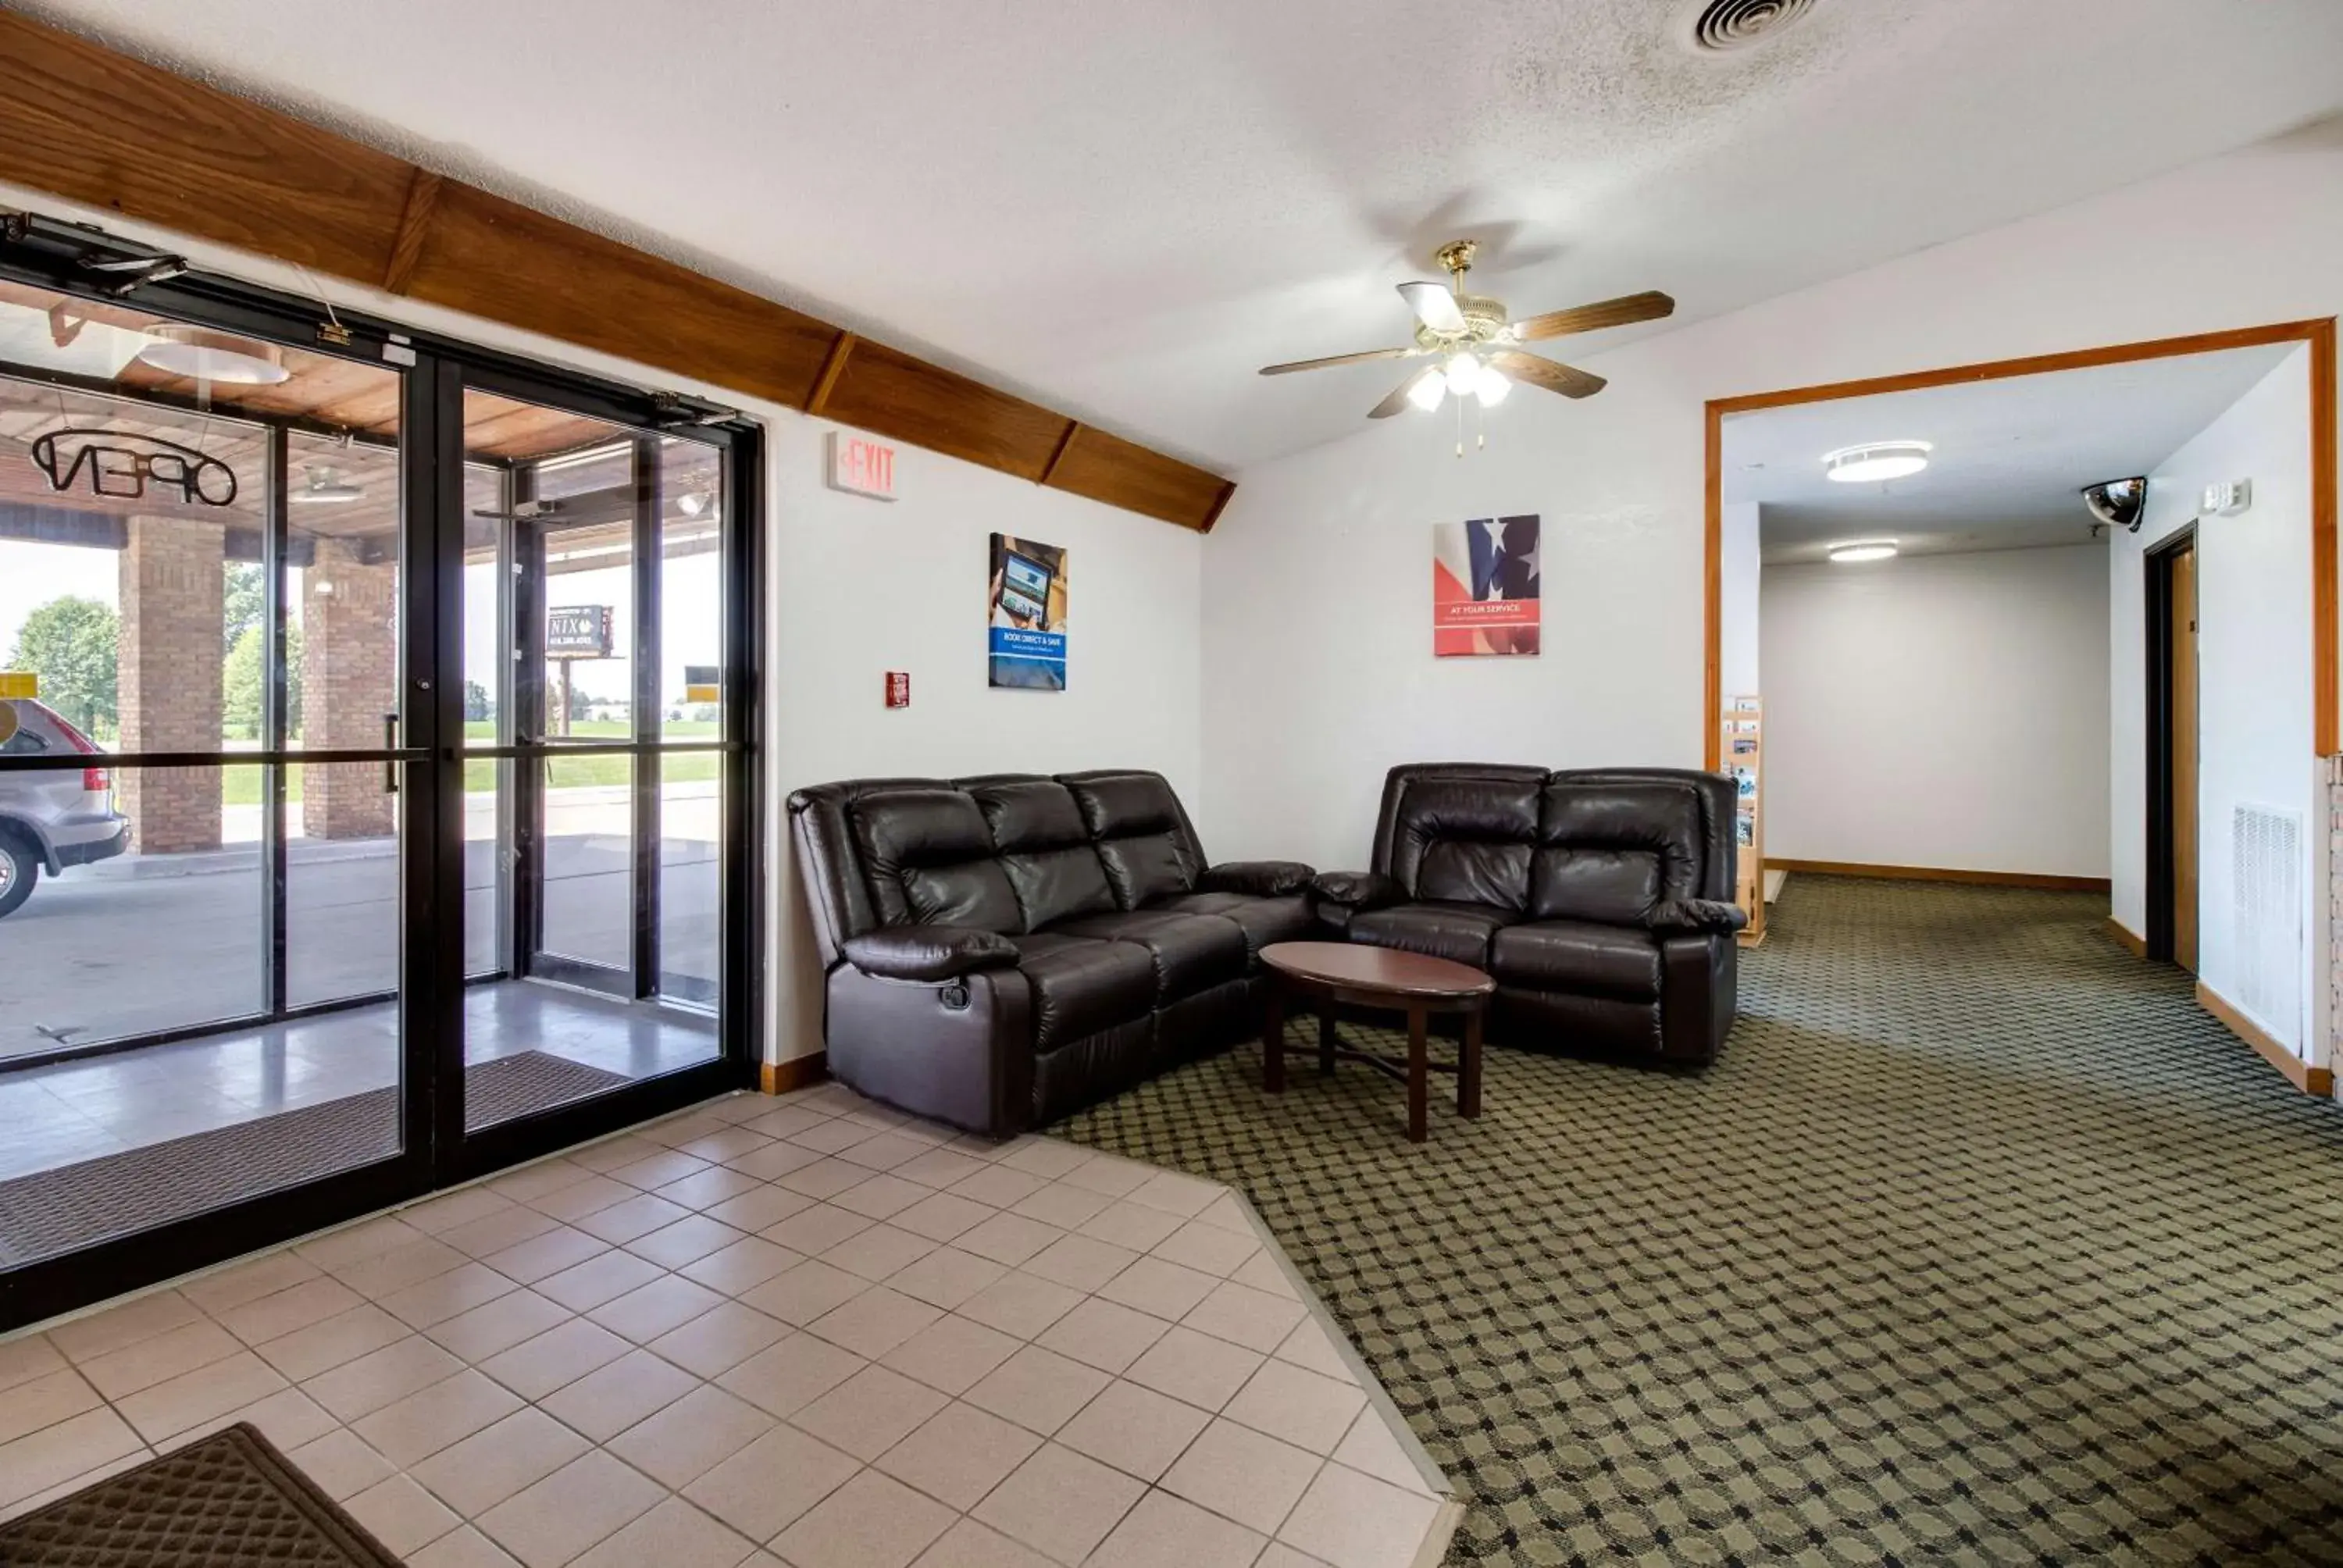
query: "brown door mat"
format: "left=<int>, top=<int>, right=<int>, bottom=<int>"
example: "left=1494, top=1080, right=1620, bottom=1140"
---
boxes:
left=0, top=1421, right=407, bottom=1566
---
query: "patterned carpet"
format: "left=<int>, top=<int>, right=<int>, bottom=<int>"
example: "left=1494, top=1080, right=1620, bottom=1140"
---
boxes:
left=1054, top=876, right=2343, bottom=1565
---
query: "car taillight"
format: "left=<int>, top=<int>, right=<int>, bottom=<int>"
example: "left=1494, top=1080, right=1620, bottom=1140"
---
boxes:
left=84, top=765, right=110, bottom=793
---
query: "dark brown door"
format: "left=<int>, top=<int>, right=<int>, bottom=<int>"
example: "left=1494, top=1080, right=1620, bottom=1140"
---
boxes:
left=2171, top=543, right=2199, bottom=972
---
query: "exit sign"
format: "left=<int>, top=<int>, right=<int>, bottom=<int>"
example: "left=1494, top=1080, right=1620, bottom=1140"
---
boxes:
left=827, top=432, right=897, bottom=501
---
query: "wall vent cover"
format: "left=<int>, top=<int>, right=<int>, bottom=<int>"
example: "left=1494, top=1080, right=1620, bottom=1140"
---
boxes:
left=1686, top=0, right=1821, bottom=52
left=2232, top=803, right=2302, bottom=1049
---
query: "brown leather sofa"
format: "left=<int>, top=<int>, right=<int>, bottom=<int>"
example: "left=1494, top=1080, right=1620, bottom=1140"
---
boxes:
left=1311, top=764, right=1745, bottom=1064
left=788, top=770, right=1314, bottom=1136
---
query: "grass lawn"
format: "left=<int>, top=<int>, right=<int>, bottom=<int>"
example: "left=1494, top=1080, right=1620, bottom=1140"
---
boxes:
left=216, top=719, right=721, bottom=804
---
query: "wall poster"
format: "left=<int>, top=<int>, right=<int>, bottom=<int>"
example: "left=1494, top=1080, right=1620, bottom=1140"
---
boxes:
left=988, top=533, right=1068, bottom=690
left=1433, top=515, right=1540, bottom=657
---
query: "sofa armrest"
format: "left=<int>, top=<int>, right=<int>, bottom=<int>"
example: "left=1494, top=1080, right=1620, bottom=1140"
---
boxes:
left=1646, top=897, right=1749, bottom=936
left=1200, top=860, right=1314, bottom=897
left=1309, top=870, right=1403, bottom=911
left=842, top=925, right=1021, bottom=982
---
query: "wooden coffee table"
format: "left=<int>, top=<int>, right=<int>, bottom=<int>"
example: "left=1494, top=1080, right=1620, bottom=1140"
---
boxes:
left=1259, top=941, right=1494, bottom=1142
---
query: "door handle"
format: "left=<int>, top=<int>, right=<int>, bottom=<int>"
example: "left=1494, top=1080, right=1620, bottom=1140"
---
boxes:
left=383, top=712, right=399, bottom=793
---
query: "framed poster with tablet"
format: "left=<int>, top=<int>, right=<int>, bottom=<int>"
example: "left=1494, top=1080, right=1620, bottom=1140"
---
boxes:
left=988, top=533, right=1068, bottom=690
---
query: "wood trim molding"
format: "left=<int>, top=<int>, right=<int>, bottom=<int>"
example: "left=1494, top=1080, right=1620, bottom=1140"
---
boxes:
left=2104, top=917, right=2148, bottom=957
left=1703, top=317, right=2340, bottom=768
left=1703, top=401, right=1724, bottom=768
left=0, top=11, right=1232, bottom=530
left=2197, top=981, right=2333, bottom=1096
left=1199, top=479, right=1239, bottom=533
left=759, top=1053, right=829, bottom=1096
left=1770, top=857, right=2112, bottom=893
left=1037, top=420, right=1082, bottom=486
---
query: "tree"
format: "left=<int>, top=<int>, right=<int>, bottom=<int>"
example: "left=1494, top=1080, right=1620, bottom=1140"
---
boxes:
left=464, top=679, right=492, bottom=723
left=6, top=596, right=117, bottom=738
left=222, top=621, right=302, bottom=740
left=223, top=561, right=265, bottom=654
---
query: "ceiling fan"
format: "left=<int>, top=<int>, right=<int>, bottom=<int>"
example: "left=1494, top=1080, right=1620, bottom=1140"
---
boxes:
left=1258, top=240, right=1674, bottom=419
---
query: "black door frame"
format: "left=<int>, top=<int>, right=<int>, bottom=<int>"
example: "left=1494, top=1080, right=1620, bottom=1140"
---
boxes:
left=2144, top=525, right=2197, bottom=964
left=0, top=212, right=764, bottom=1327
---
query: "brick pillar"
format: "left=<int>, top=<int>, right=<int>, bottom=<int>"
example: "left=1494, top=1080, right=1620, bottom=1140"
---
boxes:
left=301, top=540, right=400, bottom=839
left=117, top=515, right=225, bottom=853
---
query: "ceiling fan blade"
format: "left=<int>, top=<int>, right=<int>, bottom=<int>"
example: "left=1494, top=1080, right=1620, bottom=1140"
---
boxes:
left=1513, top=290, right=1676, bottom=342
left=1490, top=350, right=1607, bottom=399
left=1396, top=280, right=1466, bottom=335
left=1258, top=346, right=1413, bottom=376
left=1369, top=369, right=1433, bottom=419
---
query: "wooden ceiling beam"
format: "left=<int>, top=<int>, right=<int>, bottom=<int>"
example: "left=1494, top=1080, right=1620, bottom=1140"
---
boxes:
left=0, top=11, right=1233, bottom=531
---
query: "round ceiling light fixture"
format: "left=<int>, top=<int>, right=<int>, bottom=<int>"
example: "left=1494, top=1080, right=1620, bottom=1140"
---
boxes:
left=1828, top=539, right=1899, bottom=564
left=136, top=325, right=291, bottom=386
left=1821, top=440, right=1932, bottom=484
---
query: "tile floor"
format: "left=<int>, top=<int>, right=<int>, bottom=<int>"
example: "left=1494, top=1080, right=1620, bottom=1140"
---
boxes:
left=0, top=1082, right=1458, bottom=1568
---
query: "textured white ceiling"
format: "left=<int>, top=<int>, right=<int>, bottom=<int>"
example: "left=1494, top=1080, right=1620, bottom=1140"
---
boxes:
left=1722, top=342, right=2298, bottom=563
left=20, top=0, right=2343, bottom=471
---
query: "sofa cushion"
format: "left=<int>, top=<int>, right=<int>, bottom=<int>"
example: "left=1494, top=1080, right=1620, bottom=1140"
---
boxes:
left=850, top=789, right=1021, bottom=932
left=1387, top=776, right=1539, bottom=910
left=1532, top=780, right=1706, bottom=921
left=1346, top=900, right=1514, bottom=970
left=1491, top=919, right=1662, bottom=1000
left=1156, top=890, right=1315, bottom=960
left=1062, top=772, right=1202, bottom=909
left=967, top=779, right=1116, bottom=932
left=1050, top=910, right=1250, bottom=1005
left=1009, top=933, right=1158, bottom=1050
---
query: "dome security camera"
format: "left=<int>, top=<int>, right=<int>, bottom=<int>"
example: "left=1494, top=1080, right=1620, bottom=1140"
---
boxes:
left=2082, top=477, right=2147, bottom=533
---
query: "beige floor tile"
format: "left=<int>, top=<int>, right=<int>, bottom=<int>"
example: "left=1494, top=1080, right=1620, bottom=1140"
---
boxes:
left=408, top=1524, right=526, bottom=1567
left=963, top=1344, right=1111, bottom=1436
left=1125, top=1171, right=1224, bottom=1219
left=1123, top=1326, right=1266, bottom=1412
left=76, top=1318, right=241, bottom=1402
left=214, top=1276, right=369, bottom=1346
left=737, top=1104, right=833, bottom=1142
left=1009, top=1181, right=1115, bottom=1231
left=1271, top=1320, right=1357, bottom=1384
left=740, top=1259, right=872, bottom=1326
left=425, top=1290, right=571, bottom=1363
left=537, top=1348, right=698, bottom=1441
left=476, top=1317, right=633, bottom=1402
left=654, top=1167, right=767, bottom=1213
left=569, top=1496, right=760, bottom=1568
left=680, top=1423, right=862, bottom=1541
left=1036, top=1298, right=1169, bottom=1376
left=954, top=1271, right=1085, bottom=1342
left=805, top=1285, right=943, bottom=1360
left=589, top=1274, right=727, bottom=1343
left=1152, top=1223, right=1263, bottom=1279
left=608, top=1149, right=714, bottom=1192
left=297, top=1217, right=430, bottom=1274
left=0, top=1408, right=144, bottom=1512
left=255, top=1303, right=412, bottom=1384
left=704, top=1184, right=818, bottom=1232
left=1223, top=1358, right=1368, bottom=1455
left=891, top=1149, right=994, bottom=1193
left=1275, top=1463, right=1441, bottom=1568
left=997, top=1140, right=1095, bottom=1181
left=831, top=1173, right=930, bottom=1220
left=409, top=1407, right=590, bottom=1518
left=880, top=1313, right=1021, bottom=1396
left=725, top=1139, right=829, bottom=1182
left=304, top=1336, right=469, bottom=1422
left=672, top=1234, right=795, bottom=1292
left=191, top=1385, right=338, bottom=1451
left=46, top=1290, right=201, bottom=1363
left=1329, top=1407, right=1435, bottom=1495
left=438, top=1206, right=562, bottom=1261
left=1089, top=1490, right=1267, bottom=1568
left=1193, top=1192, right=1257, bottom=1237
left=1182, top=1280, right=1305, bottom=1354
left=116, top=1350, right=289, bottom=1443
left=833, top=1133, right=941, bottom=1174
left=477, top=1227, right=609, bottom=1286
left=772, top=1467, right=957, bottom=1568
left=182, top=1251, right=325, bottom=1315
left=1057, top=1379, right=1213, bottom=1482
left=886, top=1248, right=1011, bottom=1312
left=285, top=1427, right=397, bottom=1501
left=786, top=1117, right=878, bottom=1156
left=476, top=1450, right=664, bottom=1568
left=402, top=1186, right=520, bottom=1237
left=0, top=1334, right=67, bottom=1395
left=351, top=1368, right=524, bottom=1468
left=972, top=1441, right=1145, bottom=1564
left=380, top=1263, right=522, bottom=1331
left=647, top=1300, right=793, bottom=1378
left=576, top=1192, right=694, bottom=1245
left=890, top=1192, right=997, bottom=1244
left=679, top=1128, right=778, bottom=1164
left=1076, top=1203, right=1187, bottom=1254
left=569, top=1135, right=672, bottom=1174
left=821, top=1224, right=939, bottom=1284
left=483, top=1156, right=591, bottom=1205
left=345, top=1474, right=462, bottom=1556
left=1057, top=1154, right=1156, bottom=1201
left=1021, top=1234, right=1139, bottom=1294
left=947, top=1166, right=1048, bottom=1210
left=717, top=1333, right=867, bottom=1417
left=525, top=1174, right=637, bottom=1225
left=765, top=1203, right=877, bottom=1257
left=629, top=1213, right=751, bottom=1271
left=907, top=1518, right=1055, bottom=1568
left=776, top=1157, right=882, bottom=1201
left=1161, top=1418, right=1321, bottom=1535
left=790, top=1364, right=948, bottom=1461
left=607, top=1383, right=777, bottom=1488
left=1229, top=1250, right=1300, bottom=1299
left=333, top=1238, right=471, bottom=1301
left=1097, top=1256, right=1223, bottom=1324
left=533, top=1249, right=664, bottom=1313
left=874, top=1401, right=1040, bottom=1511
left=0, top=1367, right=102, bottom=1447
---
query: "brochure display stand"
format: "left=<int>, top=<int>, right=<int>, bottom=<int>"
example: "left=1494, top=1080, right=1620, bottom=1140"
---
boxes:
left=1723, top=697, right=1764, bottom=946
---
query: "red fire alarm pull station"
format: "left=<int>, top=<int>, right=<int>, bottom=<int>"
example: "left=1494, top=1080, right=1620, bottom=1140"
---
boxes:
left=885, top=672, right=910, bottom=708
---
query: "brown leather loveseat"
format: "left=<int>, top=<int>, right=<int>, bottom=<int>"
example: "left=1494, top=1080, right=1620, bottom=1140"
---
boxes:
left=788, top=770, right=1314, bottom=1135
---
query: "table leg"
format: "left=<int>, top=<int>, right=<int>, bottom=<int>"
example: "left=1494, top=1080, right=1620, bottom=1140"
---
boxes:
left=1460, top=1006, right=1482, bottom=1120
left=1264, top=984, right=1286, bottom=1094
left=1318, top=1008, right=1338, bottom=1074
left=1406, top=1003, right=1428, bottom=1143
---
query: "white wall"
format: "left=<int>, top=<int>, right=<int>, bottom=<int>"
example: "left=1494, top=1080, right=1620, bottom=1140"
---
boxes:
left=2110, top=346, right=2317, bottom=1050
left=1761, top=545, right=2109, bottom=877
left=1199, top=126, right=2343, bottom=890
left=1718, top=501, right=1761, bottom=700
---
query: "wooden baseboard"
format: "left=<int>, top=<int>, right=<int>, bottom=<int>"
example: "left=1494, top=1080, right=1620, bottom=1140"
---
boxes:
left=759, top=1053, right=829, bottom=1096
left=2196, top=982, right=2333, bottom=1096
left=1769, top=858, right=2111, bottom=893
left=2105, top=918, right=2148, bottom=958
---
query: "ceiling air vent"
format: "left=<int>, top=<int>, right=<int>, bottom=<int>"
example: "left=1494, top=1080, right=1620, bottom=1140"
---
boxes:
left=1686, top=0, right=1819, bottom=52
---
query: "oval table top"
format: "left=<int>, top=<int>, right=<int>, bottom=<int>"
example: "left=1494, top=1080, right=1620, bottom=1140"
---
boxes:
left=1261, top=940, right=1495, bottom=1000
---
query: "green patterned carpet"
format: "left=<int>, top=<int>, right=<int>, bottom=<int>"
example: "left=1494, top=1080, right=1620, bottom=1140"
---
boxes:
left=1055, top=876, right=2343, bottom=1565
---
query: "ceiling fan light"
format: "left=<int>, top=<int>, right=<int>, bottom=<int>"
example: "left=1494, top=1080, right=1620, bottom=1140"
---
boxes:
left=1443, top=352, right=1481, bottom=396
left=1822, top=440, right=1933, bottom=484
left=1404, top=369, right=1447, bottom=413
left=1474, top=363, right=1511, bottom=407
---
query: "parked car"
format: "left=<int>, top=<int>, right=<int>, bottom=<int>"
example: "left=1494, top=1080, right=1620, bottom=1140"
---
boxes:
left=0, top=700, right=130, bottom=918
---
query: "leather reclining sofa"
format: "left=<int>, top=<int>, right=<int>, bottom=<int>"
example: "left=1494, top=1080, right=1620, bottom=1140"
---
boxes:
left=787, top=770, right=1314, bottom=1136
left=1312, top=764, right=1745, bottom=1066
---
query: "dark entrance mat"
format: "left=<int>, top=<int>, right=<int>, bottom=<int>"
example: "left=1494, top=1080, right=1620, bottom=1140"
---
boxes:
left=0, top=1421, right=406, bottom=1566
left=0, top=1051, right=632, bottom=1264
